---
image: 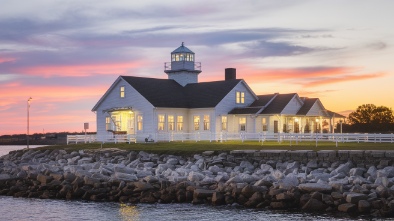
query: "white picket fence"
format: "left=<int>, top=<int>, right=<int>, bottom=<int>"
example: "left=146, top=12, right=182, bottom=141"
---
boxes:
left=66, top=132, right=394, bottom=145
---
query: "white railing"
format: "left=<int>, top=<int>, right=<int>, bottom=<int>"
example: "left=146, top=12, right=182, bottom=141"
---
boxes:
left=67, top=132, right=394, bottom=145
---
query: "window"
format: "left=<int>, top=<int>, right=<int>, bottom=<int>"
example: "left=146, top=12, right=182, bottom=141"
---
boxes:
left=177, top=116, right=183, bottom=131
left=239, top=117, right=246, bottom=131
left=158, top=114, right=165, bottom=131
left=262, top=118, right=268, bottom=131
left=120, top=86, right=125, bottom=98
left=221, top=116, right=227, bottom=131
left=168, top=115, right=175, bottom=131
left=194, top=116, right=200, bottom=130
left=236, top=91, right=245, bottom=104
left=105, top=116, right=111, bottom=131
left=137, top=115, right=143, bottom=131
left=203, top=115, right=210, bottom=130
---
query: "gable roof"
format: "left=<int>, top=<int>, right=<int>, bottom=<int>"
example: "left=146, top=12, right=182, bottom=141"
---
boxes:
left=122, top=76, right=187, bottom=108
left=184, top=79, right=244, bottom=108
left=296, top=98, right=319, bottom=115
left=260, top=93, right=297, bottom=114
left=228, top=93, right=298, bottom=115
left=93, top=76, right=247, bottom=110
left=250, top=94, right=277, bottom=107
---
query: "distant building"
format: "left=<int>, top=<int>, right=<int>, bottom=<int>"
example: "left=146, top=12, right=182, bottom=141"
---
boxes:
left=92, top=43, right=345, bottom=141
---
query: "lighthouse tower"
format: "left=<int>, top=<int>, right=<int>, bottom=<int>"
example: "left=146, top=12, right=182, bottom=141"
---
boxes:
left=164, top=42, right=202, bottom=86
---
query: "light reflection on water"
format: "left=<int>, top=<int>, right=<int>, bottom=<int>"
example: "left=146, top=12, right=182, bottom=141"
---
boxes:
left=0, top=196, right=373, bottom=221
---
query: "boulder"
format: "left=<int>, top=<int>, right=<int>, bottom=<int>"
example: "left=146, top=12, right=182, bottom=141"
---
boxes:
left=358, top=200, right=371, bottom=213
left=84, top=176, right=100, bottom=186
left=338, top=203, right=357, bottom=213
left=167, top=158, right=179, bottom=165
left=349, top=168, right=365, bottom=177
left=298, top=183, right=332, bottom=193
left=188, top=171, right=205, bottom=182
left=0, top=174, right=11, bottom=180
left=334, top=162, right=353, bottom=175
left=134, top=181, right=154, bottom=191
left=279, top=174, right=299, bottom=190
left=112, top=172, right=138, bottom=182
left=302, top=198, right=326, bottom=211
left=36, top=173, right=53, bottom=184
left=346, top=193, right=368, bottom=204
left=193, top=189, right=214, bottom=199
left=212, top=192, right=225, bottom=205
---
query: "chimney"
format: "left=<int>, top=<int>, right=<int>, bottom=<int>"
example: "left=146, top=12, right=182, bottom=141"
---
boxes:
left=225, top=68, right=236, bottom=80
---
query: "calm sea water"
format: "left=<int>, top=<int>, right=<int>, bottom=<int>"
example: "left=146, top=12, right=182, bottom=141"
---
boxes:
left=0, top=145, right=388, bottom=221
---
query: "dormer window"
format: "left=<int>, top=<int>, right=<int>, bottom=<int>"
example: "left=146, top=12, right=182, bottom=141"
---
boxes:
left=236, top=91, right=245, bottom=104
left=120, top=86, right=125, bottom=98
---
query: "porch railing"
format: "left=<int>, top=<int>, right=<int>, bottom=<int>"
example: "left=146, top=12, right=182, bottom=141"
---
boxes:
left=67, top=132, right=394, bottom=146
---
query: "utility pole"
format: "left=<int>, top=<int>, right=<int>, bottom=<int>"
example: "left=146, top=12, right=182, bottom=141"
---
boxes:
left=27, top=97, right=32, bottom=149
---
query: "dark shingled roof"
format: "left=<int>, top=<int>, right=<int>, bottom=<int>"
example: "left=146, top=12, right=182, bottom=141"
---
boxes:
left=250, top=94, right=276, bottom=107
left=260, top=93, right=296, bottom=114
left=121, top=76, right=241, bottom=108
left=228, top=107, right=262, bottom=115
left=184, top=79, right=241, bottom=108
left=172, top=43, right=194, bottom=54
left=228, top=93, right=297, bottom=115
left=296, top=98, right=319, bottom=115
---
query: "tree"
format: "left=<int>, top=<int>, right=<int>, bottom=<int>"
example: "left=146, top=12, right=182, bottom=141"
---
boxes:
left=348, top=104, right=394, bottom=124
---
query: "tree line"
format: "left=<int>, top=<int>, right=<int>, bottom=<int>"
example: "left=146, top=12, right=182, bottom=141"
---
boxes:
left=344, top=104, right=394, bottom=133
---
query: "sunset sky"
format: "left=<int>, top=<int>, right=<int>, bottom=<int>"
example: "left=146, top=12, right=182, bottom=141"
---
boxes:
left=1, top=0, right=393, bottom=135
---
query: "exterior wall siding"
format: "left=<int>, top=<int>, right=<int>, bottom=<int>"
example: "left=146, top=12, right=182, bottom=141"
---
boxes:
left=215, top=81, right=257, bottom=133
left=154, top=108, right=189, bottom=133
left=282, top=95, right=303, bottom=115
left=306, top=101, right=324, bottom=116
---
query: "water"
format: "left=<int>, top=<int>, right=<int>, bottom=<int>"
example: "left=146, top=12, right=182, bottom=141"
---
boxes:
left=0, top=145, right=389, bottom=221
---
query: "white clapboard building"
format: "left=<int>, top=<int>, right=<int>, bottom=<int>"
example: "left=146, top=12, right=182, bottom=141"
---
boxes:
left=92, top=43, right=345, bottom=142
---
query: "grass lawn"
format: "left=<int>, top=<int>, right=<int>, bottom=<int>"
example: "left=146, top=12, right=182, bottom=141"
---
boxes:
left=36, top=140, right=394, bottom=155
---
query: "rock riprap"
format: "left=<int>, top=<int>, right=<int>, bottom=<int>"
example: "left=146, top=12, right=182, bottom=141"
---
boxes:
left=1, top=148, right=394, bottom=217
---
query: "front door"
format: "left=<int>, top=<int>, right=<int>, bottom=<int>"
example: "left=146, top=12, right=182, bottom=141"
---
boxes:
left=274, top=120, right=278, bottom=133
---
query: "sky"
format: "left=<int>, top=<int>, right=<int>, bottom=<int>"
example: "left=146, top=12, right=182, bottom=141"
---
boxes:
left=1, top=0, right=393, bottom=135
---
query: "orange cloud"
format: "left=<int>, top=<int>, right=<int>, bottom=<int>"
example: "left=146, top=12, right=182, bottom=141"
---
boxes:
left=302, top=72, right=385, bottom=87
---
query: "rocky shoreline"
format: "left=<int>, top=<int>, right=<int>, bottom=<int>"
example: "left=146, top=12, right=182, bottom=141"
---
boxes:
left=1, top=148, right=394, bottom=217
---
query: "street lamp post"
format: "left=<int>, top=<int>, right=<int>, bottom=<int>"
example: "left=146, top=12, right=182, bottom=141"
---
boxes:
left=27, top=97, right=32, bottom=149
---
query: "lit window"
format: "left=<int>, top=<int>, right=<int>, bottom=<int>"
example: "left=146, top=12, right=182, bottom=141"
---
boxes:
left=194, top=116, right=200, bottom=131
left=175, top=54, right=179, bottom=61
left=236, top=91, right=245, bottom=104
left=180, top=53, right=184, bottom=61
left=158, top=114, right=165, bottom=131
left=177, top=116, right=183, bottom=131
left=168, top=115, right=175, bottom=131
left=171, top=54, right=175, bottom=61
left=221, top=116, right=227, bottom=131
left=262, top=118, right=268, bottom=131
left=120, top=86, right=125, bottom=98
left=137, top=115, right=143, bottom=131
left=239, top=117, right=246, bottom=131
left=203, top=115, right=210, bottom=130
left=105, top=116, right=111, bottom=131
left=190, top=54, right=194, bottom=61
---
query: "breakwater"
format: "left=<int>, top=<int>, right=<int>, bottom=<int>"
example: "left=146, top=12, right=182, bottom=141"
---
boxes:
left=1, top=148, right=394, bottom=217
